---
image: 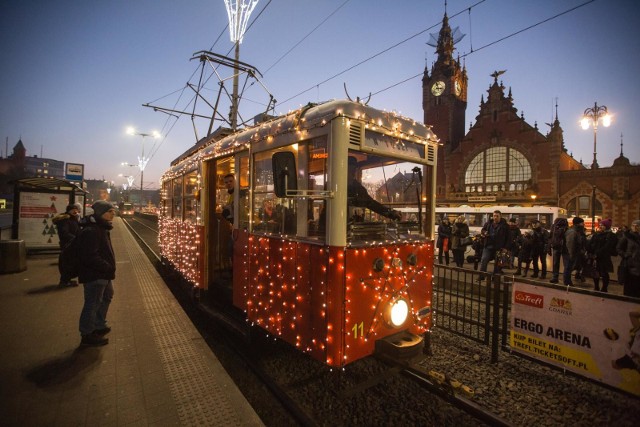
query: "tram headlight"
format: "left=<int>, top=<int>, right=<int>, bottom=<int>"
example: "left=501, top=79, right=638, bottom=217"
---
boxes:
left=384, top=298, right=409, bottom=328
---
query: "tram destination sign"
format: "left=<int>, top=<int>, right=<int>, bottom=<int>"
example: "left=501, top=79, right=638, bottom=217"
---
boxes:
left=364, top=130, right=425, bottom=158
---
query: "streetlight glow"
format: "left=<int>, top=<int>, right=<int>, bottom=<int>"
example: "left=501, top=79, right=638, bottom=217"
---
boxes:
left=580, top=101, right=612, bottom=233
left=126, top=127, right=161, bottom=207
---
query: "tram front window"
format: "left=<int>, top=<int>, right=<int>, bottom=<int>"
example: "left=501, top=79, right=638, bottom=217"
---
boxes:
left=347, top=152, right=427, bottom=243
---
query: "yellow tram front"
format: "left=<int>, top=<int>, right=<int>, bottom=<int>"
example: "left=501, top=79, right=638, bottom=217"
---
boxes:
left=160, top=99, right=438, bottom=367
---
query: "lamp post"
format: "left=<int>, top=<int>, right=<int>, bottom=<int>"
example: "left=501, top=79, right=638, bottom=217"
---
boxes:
left=580, top=102, right=612, bottom=233
left=126, top=127, right=160, bottom=208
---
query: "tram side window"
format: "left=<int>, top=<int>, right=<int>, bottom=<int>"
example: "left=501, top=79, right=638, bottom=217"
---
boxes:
left=184, top=170, right=199, bottom=224
left=253, top=148, right=297, bottom=235
left=307, top=137, right=328, bottom=238
left=162, top=180, right=172, bottom=217
left=173, top=176, right=183, bottom=219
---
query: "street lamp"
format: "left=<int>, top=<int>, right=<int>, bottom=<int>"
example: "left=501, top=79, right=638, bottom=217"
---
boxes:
left=224, top=0, right=259, bottom=130
left=580, top=102, right=612, bottom=233
left=126, top=127, right=160, bottom=208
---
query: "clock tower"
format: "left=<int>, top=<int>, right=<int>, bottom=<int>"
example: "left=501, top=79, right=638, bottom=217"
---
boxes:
left=423, top=13, right=468, bottom=196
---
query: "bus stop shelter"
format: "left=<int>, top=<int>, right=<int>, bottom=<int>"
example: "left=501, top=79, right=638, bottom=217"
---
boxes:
left=10, top=177, right=86, bottom=251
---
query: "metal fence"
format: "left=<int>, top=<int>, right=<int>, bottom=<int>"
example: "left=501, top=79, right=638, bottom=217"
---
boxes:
left=432, top=264, right=511, bottom=363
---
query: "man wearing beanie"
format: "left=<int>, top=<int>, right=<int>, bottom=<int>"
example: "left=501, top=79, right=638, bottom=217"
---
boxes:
left=76, top=200, right=116, bottom=347
left=52, top=203, right=82, bottom=287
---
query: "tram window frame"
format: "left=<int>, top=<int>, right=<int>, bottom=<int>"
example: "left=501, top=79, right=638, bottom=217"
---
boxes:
left=252, top=146, right=298, bottom=236
left=162, top=180, right=173, bottom=217
left=183, top=169, right=199, bottom=224
left=172, top=176, right=183, bottom=220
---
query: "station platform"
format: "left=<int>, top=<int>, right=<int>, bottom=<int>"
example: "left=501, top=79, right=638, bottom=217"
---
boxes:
left=0, top=219, right=264, bottom=426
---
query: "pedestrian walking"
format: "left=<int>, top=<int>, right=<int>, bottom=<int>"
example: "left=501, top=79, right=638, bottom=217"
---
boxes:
left=77, top=200, right=116, bottom=347
left=52, top=203, right=82, bottom=287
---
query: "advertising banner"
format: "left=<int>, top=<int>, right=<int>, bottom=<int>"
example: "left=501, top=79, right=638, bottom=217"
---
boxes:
left=510, top=282, right=640, bottom=396
left=18, top=192, right=69, bottom=249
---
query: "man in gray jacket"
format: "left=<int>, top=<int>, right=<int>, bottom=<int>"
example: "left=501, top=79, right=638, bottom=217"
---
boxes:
left=563, top=217, right=586, bottom=286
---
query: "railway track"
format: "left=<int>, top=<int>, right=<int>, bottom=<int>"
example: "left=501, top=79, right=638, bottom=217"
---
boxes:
left=121, top=214, right=517, bottom=426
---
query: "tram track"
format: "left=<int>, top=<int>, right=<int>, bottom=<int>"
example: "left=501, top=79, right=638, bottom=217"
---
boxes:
left=122, top=214, right=518, bottom=426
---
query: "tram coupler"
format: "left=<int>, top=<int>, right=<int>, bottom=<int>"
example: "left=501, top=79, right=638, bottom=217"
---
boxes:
left=375, top=330, right=424, bottom=362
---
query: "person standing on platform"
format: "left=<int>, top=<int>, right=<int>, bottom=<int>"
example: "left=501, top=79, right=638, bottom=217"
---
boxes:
left=563, top=217, right=586, bottom=286
left=450, top=215, right=469, bottom=268
left=549, top=217, right=570, bottom=284
left=437, top=217, right=452, bottom=265
left=587, top=218, right=618, bottom=292
left=506, top=217, right=522, bottom=269
left=530, top=220, right=549, bottom=279
left=617, top=219, right=640, bottom=297
left=52, top=203, right=82, bottom=287
left=77, top=200, right=116, bottom=347
left=478, top=210, right=509, bottom=281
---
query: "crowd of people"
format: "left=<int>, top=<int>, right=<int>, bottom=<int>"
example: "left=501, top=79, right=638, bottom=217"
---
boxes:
left=436, top=211, right=640, bottom=297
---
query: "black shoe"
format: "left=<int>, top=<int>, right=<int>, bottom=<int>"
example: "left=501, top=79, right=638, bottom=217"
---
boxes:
left=540, top=274, right=547, bottom=279
left=94, top=327, right=111, bottom=336
left=81, top=333, right=108, bottom=347
left=531, top=273, right=538, bottom=278
left=549, top=278, right=559, bottom=284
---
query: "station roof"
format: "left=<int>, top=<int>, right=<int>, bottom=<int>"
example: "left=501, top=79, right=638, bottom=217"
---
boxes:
left=11, top=177, right=86, bottom=193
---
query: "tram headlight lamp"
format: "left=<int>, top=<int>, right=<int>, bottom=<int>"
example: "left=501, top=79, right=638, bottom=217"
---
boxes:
left=384, top=298, right=409, bottom=328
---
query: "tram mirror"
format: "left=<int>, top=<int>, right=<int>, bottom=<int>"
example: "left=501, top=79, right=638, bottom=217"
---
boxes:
left=272, top=152, right=297, bottom=198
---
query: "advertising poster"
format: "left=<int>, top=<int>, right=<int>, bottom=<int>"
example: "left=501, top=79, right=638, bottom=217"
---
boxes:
left=510, top=282, right=640, bottom=396
left=18, top=192, right=69, bottom=249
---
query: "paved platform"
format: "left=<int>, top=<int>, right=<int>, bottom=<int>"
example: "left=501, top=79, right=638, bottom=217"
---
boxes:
left=0, top=219, right=264, bottom=426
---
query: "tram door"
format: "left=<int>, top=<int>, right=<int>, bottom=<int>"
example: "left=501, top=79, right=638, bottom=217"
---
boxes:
left=206, top=157, right=234, bottom=302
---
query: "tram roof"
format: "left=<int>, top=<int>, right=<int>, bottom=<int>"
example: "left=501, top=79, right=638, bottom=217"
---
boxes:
left=164, top=99, right=437, bottom=180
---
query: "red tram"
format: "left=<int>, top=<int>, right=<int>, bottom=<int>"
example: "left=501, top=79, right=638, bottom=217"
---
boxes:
left=159, top=100, right=438, bottom=367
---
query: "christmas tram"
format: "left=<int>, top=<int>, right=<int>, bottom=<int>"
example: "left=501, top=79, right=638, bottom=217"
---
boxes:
left=159, top=99, right=439, bottom=367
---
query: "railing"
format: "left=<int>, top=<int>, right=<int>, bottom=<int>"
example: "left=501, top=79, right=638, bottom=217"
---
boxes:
left=432, top=264, right=511, bottom=363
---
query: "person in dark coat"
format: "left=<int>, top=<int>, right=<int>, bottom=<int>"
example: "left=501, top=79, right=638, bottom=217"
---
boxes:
left=586, top=218, right=618, bottom=292
left=616, top=219, right=640, bottom=297
left=437, top=217, right=452, bottom=265
left=515, top=230, right=534, bottom=277
left=478, top=210, right=510, bottom=280
left=52, top=203, right=82, bottom=287
left=77, top=200, right=116, bottom=347
left=450, top=215, right=470, bottom=267
left=506, top=217, right=522, bottom=269
left=530, top=220, right=549, bottom=279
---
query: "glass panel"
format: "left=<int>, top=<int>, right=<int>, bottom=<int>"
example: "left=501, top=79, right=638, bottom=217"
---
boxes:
left=509, top=149, right=532, bottom=182
left=253, top=147, right=297, bottom=236
left=307, top=137, right=328, bottom=240
left=485, top=146, right=507, bottom=183
left=465, top=152, right=484, bottom=184
left=172, top=177, right=183, bottom=219
left=347, top=150, right=427, bottom=244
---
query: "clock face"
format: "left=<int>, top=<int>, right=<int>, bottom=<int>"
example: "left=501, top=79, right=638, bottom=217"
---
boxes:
left=454, top=80, right=462, bottom=96
left=431, top=81, right=445, bottom=96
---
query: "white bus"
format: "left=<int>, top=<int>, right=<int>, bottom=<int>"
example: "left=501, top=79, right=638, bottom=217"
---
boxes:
left=435, top=206, right=568, bottom=234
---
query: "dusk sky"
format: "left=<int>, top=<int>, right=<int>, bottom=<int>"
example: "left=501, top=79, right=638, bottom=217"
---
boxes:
left=1, top=0, right=639, bottom=190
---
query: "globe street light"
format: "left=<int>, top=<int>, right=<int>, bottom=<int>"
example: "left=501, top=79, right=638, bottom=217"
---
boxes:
left=580, top=102, right=612, bottom=233
left=126, top=127, right=160, bottom=207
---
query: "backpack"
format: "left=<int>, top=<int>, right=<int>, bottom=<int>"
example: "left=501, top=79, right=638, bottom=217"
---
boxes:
left=550, top=218, right=569, bottom=249
left=60, top=235, right=81, bottom=279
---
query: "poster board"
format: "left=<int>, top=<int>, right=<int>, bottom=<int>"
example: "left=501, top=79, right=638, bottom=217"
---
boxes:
left=510, top=281, right=640, bottom=396
left=18, top=191, right=70, bottom=249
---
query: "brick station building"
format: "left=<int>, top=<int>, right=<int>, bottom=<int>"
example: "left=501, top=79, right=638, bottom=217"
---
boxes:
left=422, top=13, right=640, bottom=227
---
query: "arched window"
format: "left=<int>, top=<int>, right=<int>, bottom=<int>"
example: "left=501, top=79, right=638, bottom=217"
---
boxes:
left=464, top=147, right=532, bottom=192
left=566, top=196, right=602, bottom=218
